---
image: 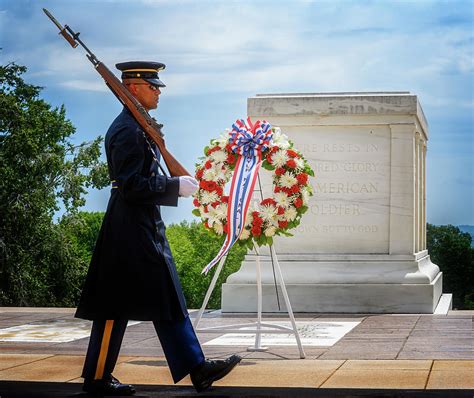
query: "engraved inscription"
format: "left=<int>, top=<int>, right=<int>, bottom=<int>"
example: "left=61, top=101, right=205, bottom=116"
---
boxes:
left=295, top=143, right=379, bottom=153
left=314, top=162, right=378, bottom=173
left=311, top=204, right=360, bottom=216
left=315, top=182, right=378, bottom=194
left=274, top=125, right=390, bottom=253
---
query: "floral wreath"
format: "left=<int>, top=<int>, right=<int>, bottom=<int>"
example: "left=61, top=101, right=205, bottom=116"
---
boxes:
left=192, top=124, right=314, bottom=249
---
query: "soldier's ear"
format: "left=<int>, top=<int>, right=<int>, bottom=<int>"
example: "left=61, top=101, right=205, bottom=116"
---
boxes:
left=125, top=83, right=137, bottom=95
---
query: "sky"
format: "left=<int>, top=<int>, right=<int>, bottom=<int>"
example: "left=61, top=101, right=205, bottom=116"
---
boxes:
left=1, top=0, right=473, bottom=225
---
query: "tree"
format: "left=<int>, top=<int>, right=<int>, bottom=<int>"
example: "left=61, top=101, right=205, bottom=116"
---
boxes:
left=0, top=62, right=109, bottom=306
left=59, top=211, right=105, bottom=265
left=427, top=224, right=474, bottom=309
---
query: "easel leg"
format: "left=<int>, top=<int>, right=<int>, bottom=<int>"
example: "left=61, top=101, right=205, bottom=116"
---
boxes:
left=193, top=255, right=227, bottom=329
left=248, top=249, right=268, bottom=352
left=271, top=245, right=306, bottom=359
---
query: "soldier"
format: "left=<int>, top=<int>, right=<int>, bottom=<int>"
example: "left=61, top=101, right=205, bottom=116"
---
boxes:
left=75, top=61, right=241, bottom=396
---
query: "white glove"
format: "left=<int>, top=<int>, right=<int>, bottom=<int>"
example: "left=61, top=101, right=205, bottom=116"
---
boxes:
left=179, top=176, right=198, bottom=197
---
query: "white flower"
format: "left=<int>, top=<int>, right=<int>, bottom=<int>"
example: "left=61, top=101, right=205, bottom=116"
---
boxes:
left=214, top=166, right=227, bottom=182
left=284, top=207, right=298, bottom=221
left=213, top=130, right=231, bottom=147
left=239, top=228, right=250, bottom=240
left=301, top=187, right=311, bottom=205
left=279, top=172, right=298, bottom=188
left=210, top=150, right=227, bottom=163
left=294, top=157, right=305, bottom=170
left=244, top=212, right=253, bottom=227
left=214, top=203, right=228, bottom=219
left=272, top=149, right=289, bottom=167
left=214, top=222, right=224, bottom=235
left=224, top=168, right=233, bottom=180
left=274, top=191, right=291, bottom=208
left=260, top=204, right=278, bottom=224
left=264, top=226, right=277, bottom=237
left=272, top=129, right=290, bottom=149
left=200, top=190, right=219, bottom=205
left=207, top=207, right=221, bottom=226
left=203, top=168, right=218, bottom=181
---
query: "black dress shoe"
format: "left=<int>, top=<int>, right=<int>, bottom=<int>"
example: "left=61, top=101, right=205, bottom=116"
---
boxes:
left=191, top=354, right=242, bottom=393
left=83, top=375, right=136, bottom=396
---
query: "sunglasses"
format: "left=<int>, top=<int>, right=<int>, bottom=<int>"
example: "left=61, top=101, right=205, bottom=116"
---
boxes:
left=131, top=83, right=160, bottom=92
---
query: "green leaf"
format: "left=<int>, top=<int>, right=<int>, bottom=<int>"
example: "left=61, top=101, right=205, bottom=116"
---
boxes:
left=192, top=209, right=201, bottom=217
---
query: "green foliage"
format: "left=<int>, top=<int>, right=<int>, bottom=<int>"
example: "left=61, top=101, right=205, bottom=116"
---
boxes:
left=0, top=62, right=108, bottom=306
left=166, top=221, right=247, bottom=309
left=59, top=211, right=105, bottom=265
left=427, top=224, right=474, bottom=309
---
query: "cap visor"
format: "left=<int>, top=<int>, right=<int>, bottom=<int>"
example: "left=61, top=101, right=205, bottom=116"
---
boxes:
left=145, top=78, right=166, bottom=87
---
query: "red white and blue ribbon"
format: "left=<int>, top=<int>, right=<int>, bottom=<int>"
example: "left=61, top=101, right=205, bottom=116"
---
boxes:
left=202, top=118, right=273, bottom=274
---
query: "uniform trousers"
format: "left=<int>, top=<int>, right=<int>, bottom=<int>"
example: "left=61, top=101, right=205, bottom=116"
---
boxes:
left=82, top=316, right=205, bottom=383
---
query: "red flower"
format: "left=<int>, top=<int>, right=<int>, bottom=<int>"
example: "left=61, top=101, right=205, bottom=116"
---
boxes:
left=266, top=154, right=273, bottom=164
left=206, top=181, right=218, bottom=191
left=205, top=160, right=212, bottom=169
left=204, top=221, right=210, bottom=229
left=253, top=216, right=263, bottom=227
left=193, top=198, right=200, bottom=207
left=274, top=186, right=281, bottom=193
left=225, top=144, right=233, bottom=152
left=281, top=187, right=292, bottom=195
left=227, top=154, right=236, bottom=164
left=199, top=180, right=207, bottom=189
left=278, top=220, right=288, bottom=229
left=207, top=146, right=221, bottom=155
left=296, top=173, right=308, bottom=185
left=294, top=197, right=303, bottom=208
left=286, top=159, right=297, bottom=169
left=291, top=184, right=300, bottom=194
left=211, top=201, right=220, bottom=208
left=252, top=211, right=260, bottom=218
left=275, top=167, right=285, bottom=176
left=271, top=146, right=279, bottom=153
left=277, top=206, right=285, bottom=215
left=261, top=198, right=276, bottom=207
left=251, top=225, right=262, bottom=236
left=222, top=196, right=229, bottom=203
left=223, top=223, right=229, bottom=234
left=216, top=186, right=223, bottom=196
left=287, top=149, right=299, bottom=158
left=196, top=168, right=204, bottom=179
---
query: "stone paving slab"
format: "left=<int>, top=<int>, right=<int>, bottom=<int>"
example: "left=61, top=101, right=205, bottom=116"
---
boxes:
left=0, top=355, right=86, bottom=382
left=0, top=354, right=54, bottom=371
left=321, top=369, right=430, bottom=389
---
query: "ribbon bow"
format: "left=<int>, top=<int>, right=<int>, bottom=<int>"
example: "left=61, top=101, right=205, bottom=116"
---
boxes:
left=229, top=118, right=273, bottom=158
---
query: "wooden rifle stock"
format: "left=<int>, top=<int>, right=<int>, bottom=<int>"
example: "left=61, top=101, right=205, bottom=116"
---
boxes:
left=43, top=8, right=191, bottom=177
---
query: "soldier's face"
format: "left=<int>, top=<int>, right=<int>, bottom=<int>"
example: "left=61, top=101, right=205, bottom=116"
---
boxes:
left=130, top=82, right=161, bottom=111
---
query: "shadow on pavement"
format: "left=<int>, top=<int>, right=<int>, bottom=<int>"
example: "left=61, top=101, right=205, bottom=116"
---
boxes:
left=0, top=382, right=473, bottom=398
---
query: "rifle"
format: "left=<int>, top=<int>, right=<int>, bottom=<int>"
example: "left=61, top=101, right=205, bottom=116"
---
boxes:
left=43, top=8, right=191, bottom=177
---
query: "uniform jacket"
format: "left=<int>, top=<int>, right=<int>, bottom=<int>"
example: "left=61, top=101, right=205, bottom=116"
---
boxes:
left=75, top=108, right=188, bottom=321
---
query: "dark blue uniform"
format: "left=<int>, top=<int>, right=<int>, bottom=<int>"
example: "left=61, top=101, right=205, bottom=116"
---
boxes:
left=76, top=107, right=187, bottom=321
left=76, top=107, right=204, bottom=383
